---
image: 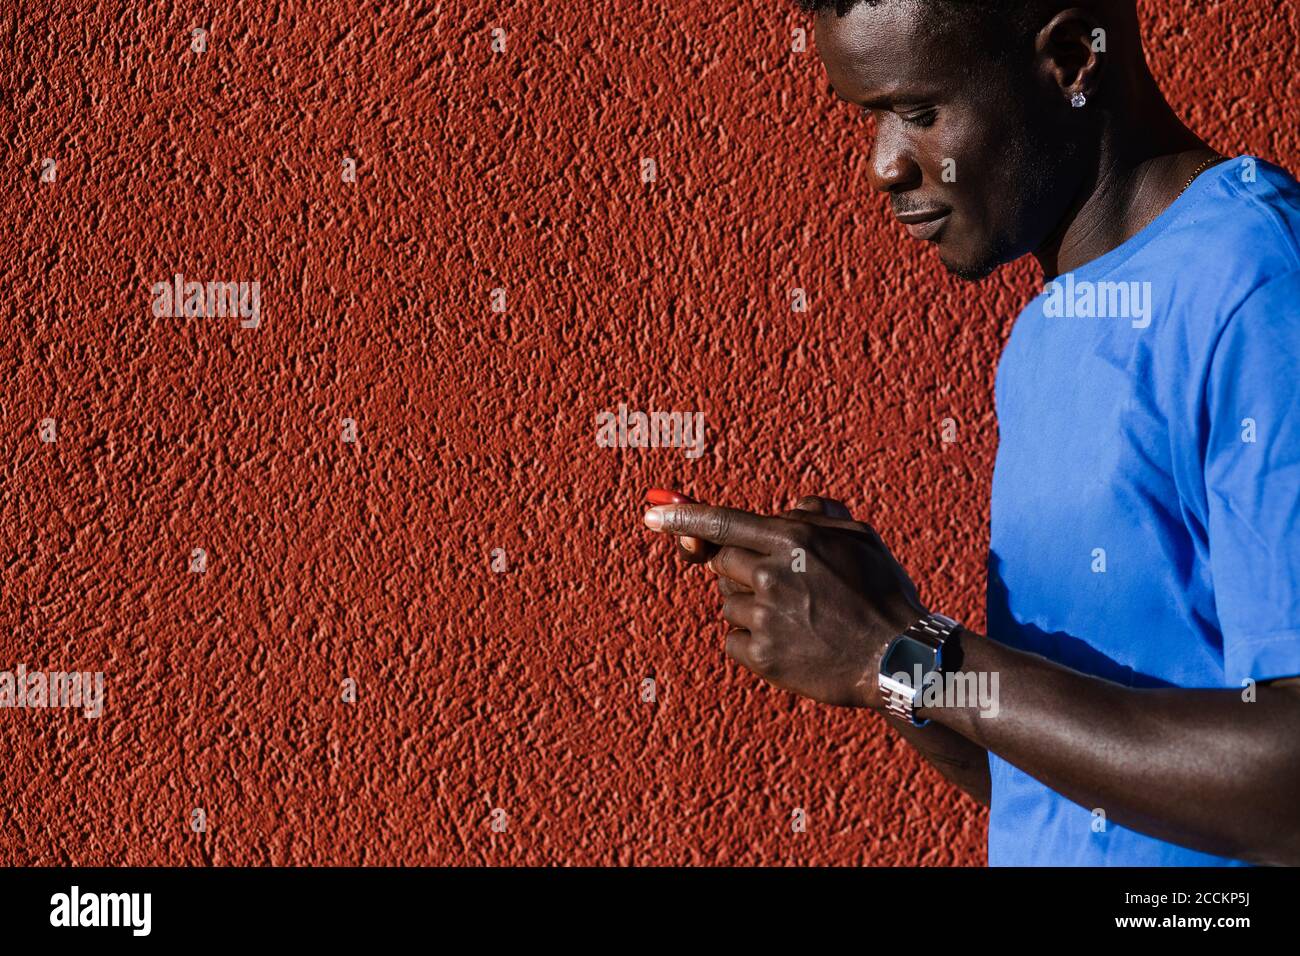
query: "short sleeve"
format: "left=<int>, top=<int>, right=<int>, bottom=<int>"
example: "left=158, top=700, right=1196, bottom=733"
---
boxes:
left=1203, top=269, right=1300, bottom=685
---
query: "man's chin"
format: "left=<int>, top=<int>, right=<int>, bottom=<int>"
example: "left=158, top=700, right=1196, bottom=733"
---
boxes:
left=938, top=249, right=1000, bottom=282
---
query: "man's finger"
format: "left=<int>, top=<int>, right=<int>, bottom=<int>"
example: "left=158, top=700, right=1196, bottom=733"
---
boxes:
left=782, top=512, right=873, bottom=534
left=724, top=628, right=776, bottom=677
left=645, top=489, right=714, bottom=564
left=706, top=546, right=762, bottom=588
left=721, top=594, right=759, bottom=632
left=781, top=502, right=880, bottom=541
left=780, top=497, right=828, bottom=520
left=643, top=504, right=784, bottom=553
left=716, top=575, right=751, bottom=598
left=676, top=536, right=719, bottom=565
left=791, top=495, right=853, bottom=520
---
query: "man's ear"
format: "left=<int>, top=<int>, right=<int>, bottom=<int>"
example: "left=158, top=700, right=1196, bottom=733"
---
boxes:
left=1034, top=7, right=1107, bottom=105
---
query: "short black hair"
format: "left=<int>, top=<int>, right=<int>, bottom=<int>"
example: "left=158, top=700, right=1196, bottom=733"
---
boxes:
left=795, top=0, right=1045, bottom=26
left=795, top=0, right=1055, bottom=62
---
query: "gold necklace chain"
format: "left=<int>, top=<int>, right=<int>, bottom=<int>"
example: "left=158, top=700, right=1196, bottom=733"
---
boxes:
left=1180, top=154, right=1226, bottom=196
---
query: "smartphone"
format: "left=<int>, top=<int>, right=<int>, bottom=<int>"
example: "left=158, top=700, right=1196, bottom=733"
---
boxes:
left=645, top=488, right=695, bottom=506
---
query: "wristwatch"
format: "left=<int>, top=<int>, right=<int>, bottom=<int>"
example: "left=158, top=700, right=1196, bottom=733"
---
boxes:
left=878, top=612, right=963, bottom=726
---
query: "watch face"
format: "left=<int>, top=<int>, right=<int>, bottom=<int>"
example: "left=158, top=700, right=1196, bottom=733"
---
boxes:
left=882, top=636, right=938, bottom=688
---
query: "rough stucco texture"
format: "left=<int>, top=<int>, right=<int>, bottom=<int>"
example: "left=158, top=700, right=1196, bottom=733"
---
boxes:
left=3, top=1, right=1296, bottom=866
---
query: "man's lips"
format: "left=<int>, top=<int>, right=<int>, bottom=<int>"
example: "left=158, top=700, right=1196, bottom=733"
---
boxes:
left=895, top=209, right=951, bottom=241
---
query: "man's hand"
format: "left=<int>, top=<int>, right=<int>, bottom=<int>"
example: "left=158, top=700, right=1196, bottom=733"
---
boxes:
left=644, top=494, right=927, bottom=708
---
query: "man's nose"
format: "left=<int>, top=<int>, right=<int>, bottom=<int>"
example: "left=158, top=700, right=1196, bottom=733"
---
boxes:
left=868, top=127, right=922, bottom=194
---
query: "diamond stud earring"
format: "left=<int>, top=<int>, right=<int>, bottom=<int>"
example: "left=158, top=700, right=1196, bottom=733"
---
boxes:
left=1071, top=92, right=1087, bottom=108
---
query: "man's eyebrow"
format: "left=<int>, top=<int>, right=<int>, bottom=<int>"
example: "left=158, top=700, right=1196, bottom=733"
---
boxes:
left=826, top=83, right=892, bottom=110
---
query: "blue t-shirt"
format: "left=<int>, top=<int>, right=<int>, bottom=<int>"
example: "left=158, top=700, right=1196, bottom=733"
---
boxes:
left=988, top=156, right=1300, bottom=866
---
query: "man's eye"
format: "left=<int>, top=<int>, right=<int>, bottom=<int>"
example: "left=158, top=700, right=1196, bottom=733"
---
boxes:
left=901, top=109, right=937, bottom=128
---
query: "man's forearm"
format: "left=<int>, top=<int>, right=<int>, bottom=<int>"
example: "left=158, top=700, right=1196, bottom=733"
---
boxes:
left=886, top=718, right=991, bottom=807
left=922, top=633, right=1300, bottom=865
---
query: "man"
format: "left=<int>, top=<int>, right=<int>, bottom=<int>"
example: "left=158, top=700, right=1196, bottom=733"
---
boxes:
left=644, top=0, right=1300, bottom=865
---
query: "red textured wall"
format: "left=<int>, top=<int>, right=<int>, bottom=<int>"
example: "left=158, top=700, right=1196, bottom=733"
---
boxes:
left=4, top=1, right=1296, bottom=866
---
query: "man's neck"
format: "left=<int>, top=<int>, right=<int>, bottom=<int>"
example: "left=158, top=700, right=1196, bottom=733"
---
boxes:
left=1034, top=76, right=1215, bottom=279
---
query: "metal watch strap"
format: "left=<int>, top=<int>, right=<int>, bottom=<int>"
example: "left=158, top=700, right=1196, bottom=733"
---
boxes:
left=881, top=612, right=961, bottom=725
